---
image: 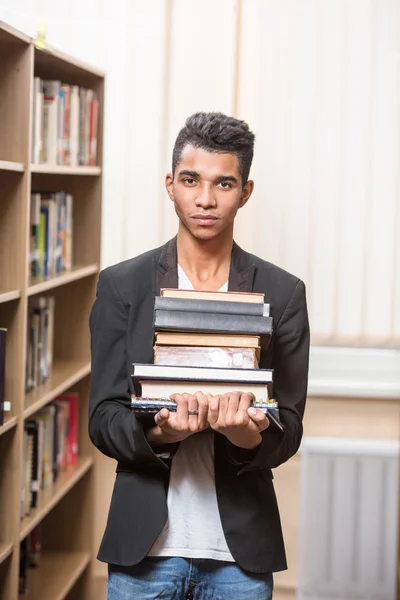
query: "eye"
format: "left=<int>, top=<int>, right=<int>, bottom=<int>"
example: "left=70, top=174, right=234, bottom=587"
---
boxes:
left=183, top=177, right=196, bottom=185
left=218, top=181, right=232, bottom=189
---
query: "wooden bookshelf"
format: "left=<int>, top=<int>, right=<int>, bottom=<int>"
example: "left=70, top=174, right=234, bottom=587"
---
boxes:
left=0, top=21, right=104, bottom=600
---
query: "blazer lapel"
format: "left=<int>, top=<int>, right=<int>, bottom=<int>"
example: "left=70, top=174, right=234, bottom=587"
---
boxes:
left=153, top=235, right=179, bottom=296
left=228, top=241, right=256, bottom=293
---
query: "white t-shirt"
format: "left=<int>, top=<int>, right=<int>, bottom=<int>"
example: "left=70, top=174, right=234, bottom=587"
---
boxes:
left=148, top=266, right=234, bottom=561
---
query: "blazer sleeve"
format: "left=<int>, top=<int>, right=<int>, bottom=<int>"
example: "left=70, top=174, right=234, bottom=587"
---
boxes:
left=228, top=279, right=310, bottom=473
left=88, top=269, right=168, bottom=470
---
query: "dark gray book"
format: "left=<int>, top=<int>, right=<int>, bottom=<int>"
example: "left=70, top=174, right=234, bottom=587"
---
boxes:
left=154, top=309, right=273, bottom=336
left=155, top=295, right=270, bottom=317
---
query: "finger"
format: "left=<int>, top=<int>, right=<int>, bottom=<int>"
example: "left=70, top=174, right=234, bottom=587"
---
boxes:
left=239, top=392, right=254, bottom=412
left=208, top=394, right=220, bottom=427
left=188, top=393, right=199, bottom=432
left=218, top=393, right=229, bottom=426
left=226, top=391, right=240, bottom=425
left=154, top=408, right=170, bottom=428
left=175, top=394, right=189, bottom=430
left=237, top=392, right=254, bottom=425
left=247, top=407, right=270, bottom=431
left=195, top=391, right=209, bottom=430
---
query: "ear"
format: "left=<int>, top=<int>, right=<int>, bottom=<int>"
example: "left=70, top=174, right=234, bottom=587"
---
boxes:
left=165, top=173, right=174, bottom=201
left=239, top=180, right=254, bottom=209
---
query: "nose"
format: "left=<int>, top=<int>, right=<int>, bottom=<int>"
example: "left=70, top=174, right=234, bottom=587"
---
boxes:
left=195, top=184, right=217, bottom=208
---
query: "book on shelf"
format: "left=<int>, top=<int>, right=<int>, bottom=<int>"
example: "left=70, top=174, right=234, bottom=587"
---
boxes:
left=130, top=288, right=282, bottom=428
left=0, top=327, right=10, bottom=425
left=31, top=77, right=99, bottom=166
left=30, top=191, right=73, bottom=278
left=25, top=296, right=55, bottom=392
left=19, top=525, right=42, bottom=594
left=20, top=393, right=79, bottom=520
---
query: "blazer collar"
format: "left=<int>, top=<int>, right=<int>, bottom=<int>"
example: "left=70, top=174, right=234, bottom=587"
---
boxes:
left=153, top=236, right=256, bottom=295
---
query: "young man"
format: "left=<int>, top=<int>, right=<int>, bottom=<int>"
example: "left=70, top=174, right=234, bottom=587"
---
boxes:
left=89, top=112, right=310, bottom=600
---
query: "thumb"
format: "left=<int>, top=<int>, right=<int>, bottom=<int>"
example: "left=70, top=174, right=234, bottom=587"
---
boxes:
left=154, top=408, right=170, bottom=428
left=247, top=407, right=270, bottom=431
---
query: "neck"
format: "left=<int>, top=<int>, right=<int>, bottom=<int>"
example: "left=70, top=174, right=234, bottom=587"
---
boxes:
left=176, top=224, right=233, bottom=287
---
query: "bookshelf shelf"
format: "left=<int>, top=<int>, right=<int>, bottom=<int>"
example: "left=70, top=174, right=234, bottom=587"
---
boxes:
left=30, top=165, right=101, bottom=176
left=0, top=415, right=18, bottom=437
left=20, top=456, right=93, bottom=541
left=27, top=264, right=99, bottom=296
left=24, top=359, right=91, bottom=418
left=23, top=551, right=90, bottom=600
left=0, top=543, right=13, bottom=565
left=0, top=290, right=21, bottom=304
left=0, top=21, right=103, bottom=599
left=0, top=161, right=24, bottom=172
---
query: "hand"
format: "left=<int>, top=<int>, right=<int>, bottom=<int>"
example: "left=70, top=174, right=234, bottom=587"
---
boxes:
left=145, top=392, right=209, bottom=447
left=207, top=392, right=269, bottom=449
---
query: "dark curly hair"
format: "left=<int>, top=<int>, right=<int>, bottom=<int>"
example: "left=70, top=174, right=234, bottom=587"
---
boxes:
left=172, top=112, right=255, bottom=185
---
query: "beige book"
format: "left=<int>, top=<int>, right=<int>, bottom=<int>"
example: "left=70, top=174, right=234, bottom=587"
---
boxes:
left=160, top=288, right=264, bottom=304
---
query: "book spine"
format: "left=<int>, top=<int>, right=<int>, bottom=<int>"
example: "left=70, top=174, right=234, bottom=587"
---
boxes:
left=0, top=329, right=6, bottom=426
left=154, top=346, right=258, bottom=369
left=154, top=296, right=268, bottom=316
left=154, top=309, right=273, bottom=336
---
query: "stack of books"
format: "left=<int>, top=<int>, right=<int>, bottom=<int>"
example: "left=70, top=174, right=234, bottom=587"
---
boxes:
left=131, top=288, right=283, bottom=430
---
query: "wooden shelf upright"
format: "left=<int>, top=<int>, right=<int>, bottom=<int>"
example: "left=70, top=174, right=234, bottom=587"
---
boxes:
left=0, top=21, right=104, bottom=600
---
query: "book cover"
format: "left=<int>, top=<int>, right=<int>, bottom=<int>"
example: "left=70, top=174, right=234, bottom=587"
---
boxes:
left=132, top=363, right=273, bottom=383
left=160, top=288, right=264, bottom=304
left=154, top=309, right=273, bottom=336
left=155, top=295, right=270, bottom=317
left=155, top=331, right=260, bottom=350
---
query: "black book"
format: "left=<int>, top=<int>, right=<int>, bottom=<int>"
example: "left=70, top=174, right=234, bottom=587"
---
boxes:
left=132, top=363, right=273, bottom=383
left=25, top=420, right=39, bottom=509
left=154, top=309, right=273, bottom=336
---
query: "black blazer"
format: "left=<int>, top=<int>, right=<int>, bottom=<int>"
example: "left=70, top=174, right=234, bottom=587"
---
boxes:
left=88, top=237, right=310, bottom=574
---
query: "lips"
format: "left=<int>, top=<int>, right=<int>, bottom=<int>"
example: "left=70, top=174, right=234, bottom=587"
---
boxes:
left=191, top=215, right=219, bottom=226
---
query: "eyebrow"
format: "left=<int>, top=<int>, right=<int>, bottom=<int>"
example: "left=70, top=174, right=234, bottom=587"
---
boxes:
left=178, top=170, right=200, bottom=178
left=178, top=170, right=238, bottom=184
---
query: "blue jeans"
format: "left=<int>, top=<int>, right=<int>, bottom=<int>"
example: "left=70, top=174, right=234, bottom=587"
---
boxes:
left=108, top=557, right=273, bottom=599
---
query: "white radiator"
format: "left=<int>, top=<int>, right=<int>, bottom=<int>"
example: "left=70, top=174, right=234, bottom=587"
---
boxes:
left=297, top=437, right=400, bottom=600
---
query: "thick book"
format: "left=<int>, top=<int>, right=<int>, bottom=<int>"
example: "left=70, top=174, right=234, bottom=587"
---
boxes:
left=133, top=379, right=270, bottom=402
left=0, top=328, right=7, bottom=426
left=130, top=397, right=283, bottom=432
left=154, top=331, right=260, bottom=350
left=161, top=288, right=264, bottom=304
left=155, top=295, right=270, bottom=317
left=132, top=363, right=273, bottom=383
left=154, top=309, right=273, bottom=336
left=154, top=346, right=259, bottom=369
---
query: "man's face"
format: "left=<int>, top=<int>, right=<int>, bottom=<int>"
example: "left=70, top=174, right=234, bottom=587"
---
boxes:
left=166, top=145, right=254, bottom=242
